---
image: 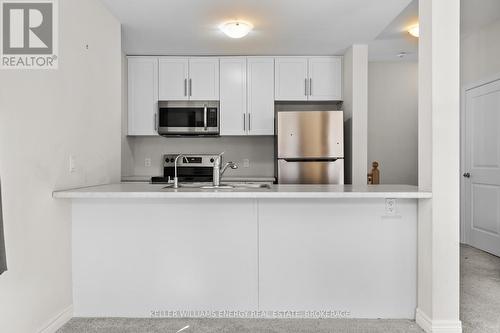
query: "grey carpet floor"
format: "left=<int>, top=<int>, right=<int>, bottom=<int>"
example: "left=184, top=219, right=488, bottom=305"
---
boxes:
left=57, top=245, right=500, bottom=333
left=57, top=318, right=423, bottom=333
left=460, top=244, right=500, bottom=333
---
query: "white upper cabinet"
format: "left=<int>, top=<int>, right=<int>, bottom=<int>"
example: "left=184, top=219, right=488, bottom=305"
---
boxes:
left=158, top=57, right=219, bottom=101
left=275, top=57, right=308, bottom=101
left=127, top=57, right=159, bottom=136
left=275, top=56, right=343, bottom=101
left=308, top=57, right=342, bottom=101
left=158, top=57, right=189, bottom=101
left=220, top=57, right=247, bottom=136
left=247, top=57, right=275, bottom=135
left=188, top=58, right=220, bottom=100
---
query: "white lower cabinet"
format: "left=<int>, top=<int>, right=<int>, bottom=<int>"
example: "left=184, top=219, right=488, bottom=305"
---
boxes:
left=220, top=57, right=275, bottom=136
left=127, top=57, right=158, bottom=136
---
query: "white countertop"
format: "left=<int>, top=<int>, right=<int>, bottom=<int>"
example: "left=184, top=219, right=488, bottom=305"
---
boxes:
left=53, top=183, right=432, bottom=199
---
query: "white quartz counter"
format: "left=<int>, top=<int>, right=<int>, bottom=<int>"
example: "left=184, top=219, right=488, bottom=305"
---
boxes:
left=53, top=183, right=431, bottom=199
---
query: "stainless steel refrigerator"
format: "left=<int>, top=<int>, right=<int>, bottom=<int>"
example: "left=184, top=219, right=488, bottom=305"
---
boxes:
left=276, top=110, right=344, bottom=184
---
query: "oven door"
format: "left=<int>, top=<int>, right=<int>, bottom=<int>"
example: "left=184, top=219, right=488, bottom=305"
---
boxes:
left=158, top=104, right=219, bottom=136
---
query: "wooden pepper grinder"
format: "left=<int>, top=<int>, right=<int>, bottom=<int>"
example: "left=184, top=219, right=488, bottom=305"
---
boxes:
left=371, top=161, right=380, bottom=185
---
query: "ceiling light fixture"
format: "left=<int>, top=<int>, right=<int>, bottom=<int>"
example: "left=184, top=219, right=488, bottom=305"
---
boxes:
left=408, top=24, right=419, bottom=38
left=220, top=21, right=253, bottom=39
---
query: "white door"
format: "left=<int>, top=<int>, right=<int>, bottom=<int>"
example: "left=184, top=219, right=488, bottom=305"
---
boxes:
left=158, top=57, right=189, bottom=101
left=127, top=57, right=158, bottom=136
left=188, top=57, right=219, bottom=100
left=308, top=57, right=342, bottom=101
left=220, top=57, right=247, bottom=136
left=274, top=57, right=308, bottom=101
left=464, top=79, right=500, bottom=256
left=247, top=57, right=275, bottom=135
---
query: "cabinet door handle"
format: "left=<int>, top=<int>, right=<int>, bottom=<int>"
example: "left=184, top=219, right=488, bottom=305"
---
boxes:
left=248, top=113, right=251, bottom=132
left=154, top=113, right=158, bottom=133
left=309, top=78, right=312, bottom=96
left=184, top=78, right=187, bottom=96
left=203, top=104, right=208, bottom=130
left=305, top=78, right=308, bottom=96
left=189, top=79, right=192, bottom=97
left=243, top=113, right=246, bottom=131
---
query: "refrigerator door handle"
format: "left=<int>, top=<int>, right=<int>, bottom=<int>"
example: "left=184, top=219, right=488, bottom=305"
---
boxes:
left=282, top=158, right=340, bottom=162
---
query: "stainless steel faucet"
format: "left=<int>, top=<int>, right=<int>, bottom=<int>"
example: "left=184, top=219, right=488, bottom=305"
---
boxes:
left=213, top=152, right=238, bottom=187
left=172, top=154, right=188, bottom=189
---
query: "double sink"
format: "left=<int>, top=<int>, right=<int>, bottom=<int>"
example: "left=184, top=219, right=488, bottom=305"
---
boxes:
left=163, top=182, right=272, bottom=190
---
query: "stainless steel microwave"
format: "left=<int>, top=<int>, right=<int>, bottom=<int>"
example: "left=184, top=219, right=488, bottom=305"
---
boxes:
left=158, top=101, right=220, bottom=136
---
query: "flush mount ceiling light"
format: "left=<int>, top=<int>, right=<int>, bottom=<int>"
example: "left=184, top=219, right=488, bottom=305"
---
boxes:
left=408, top=24, right=419, bottom=38
left=219, top=21, right=253, bottom=39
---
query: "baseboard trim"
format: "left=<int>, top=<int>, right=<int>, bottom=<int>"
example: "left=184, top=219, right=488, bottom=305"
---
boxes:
left=415, top=308, right=462, bottom=333
left=38, top=305, right=73, bottom=333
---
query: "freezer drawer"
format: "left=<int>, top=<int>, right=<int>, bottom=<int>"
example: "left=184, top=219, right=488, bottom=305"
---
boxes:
left=278, top=159, right=344, bottom=184
left=277, top=111, right=344, bottom=158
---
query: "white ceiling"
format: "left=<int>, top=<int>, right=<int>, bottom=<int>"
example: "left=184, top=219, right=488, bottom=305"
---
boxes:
left=100, top=0, right=500, bottom=61
left=368, top=0, right=500, bottom=62
left=368, top=0, right=418, bottom=62
left=100, top=0, right=412, bottom=56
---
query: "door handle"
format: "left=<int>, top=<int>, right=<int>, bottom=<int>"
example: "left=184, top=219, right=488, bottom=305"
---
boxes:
left=305, top=78, right=308, bottom=96
left=189, top=78, right=192, bottom=97
left=463, top=172, right=471, bottom=178
left=184, top=78, right=187, bottom=96
left=203, top=104, right=207, bottom=130
left=248, top=113, right=251, bottom=132
left=243, top=113, right=246, bottom=131
left=309, top=78, right=312, bottom=96
left=154, top=113, right=158, bottom=133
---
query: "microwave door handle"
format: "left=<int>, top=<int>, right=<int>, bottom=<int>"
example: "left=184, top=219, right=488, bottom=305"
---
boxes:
left=204, top=105, right=207, bottom=131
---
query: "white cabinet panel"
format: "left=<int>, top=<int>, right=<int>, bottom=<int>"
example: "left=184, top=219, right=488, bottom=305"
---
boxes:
left=247, top=57, right=275, bottom=135
left=258, top=199, right=417, bottom=318
left=275, top=56, right=343, bottom=101
left=275, top=57, right=308, bottom=101
left=308, top=57, right=342, bottom=101
left=127, top=57, right=158, bottom=136
left=158, top=57, right=189, bottom=101
left=220, top=57, right=247, bottom=135
left=189, top=57, right=219, bottom=100
left=73, top=199, right=259, bottom=316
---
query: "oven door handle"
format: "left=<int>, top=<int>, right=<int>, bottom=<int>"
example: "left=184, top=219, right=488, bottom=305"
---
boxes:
left=203, top=104, right=208, bottom=131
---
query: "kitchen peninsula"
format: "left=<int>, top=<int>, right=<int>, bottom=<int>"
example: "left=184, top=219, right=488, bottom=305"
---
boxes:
left=54, top=184, right=430, bottom=319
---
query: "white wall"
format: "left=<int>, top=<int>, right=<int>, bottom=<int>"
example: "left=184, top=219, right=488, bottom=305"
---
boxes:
left=461, top=18, right=500, bottom=86
left=343, top=45, right=368, bottom=185
left=368, top=62, right=418, bottom=185
left=0, top=0, right=121, bottom=332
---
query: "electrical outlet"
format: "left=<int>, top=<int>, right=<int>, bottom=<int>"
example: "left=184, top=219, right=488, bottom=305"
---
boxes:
left=385, top=199, right=396, bottom=216
left=69, top=155, right=76, bottom=173
left=145, top=158, right=152, bottom=167
left=243, top=159, right=250, bottom=168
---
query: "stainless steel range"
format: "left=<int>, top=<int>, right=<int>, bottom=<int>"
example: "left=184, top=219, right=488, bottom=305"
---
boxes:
left=151, top=154, right=218, bottom=184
